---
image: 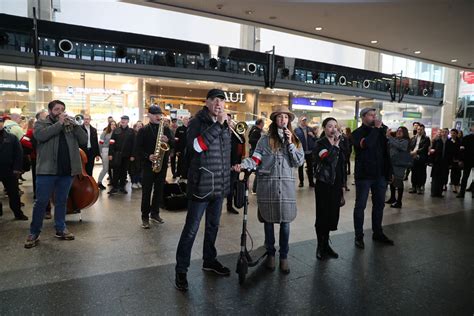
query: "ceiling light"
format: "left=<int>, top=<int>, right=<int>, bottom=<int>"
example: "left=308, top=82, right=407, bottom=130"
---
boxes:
left=414, top=51, right=421, bottom=54
left=451, top=59, right=458, bottom=63
left=245, top=10, right=254, bottom=15
left=315, top=27, right=323, bottom=31
left=370, top=40, right=378, bottom=44
left=269, top=16, right=277, bottom=20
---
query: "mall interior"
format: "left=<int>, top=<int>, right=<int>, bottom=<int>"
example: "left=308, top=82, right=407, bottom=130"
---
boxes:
left=0, top=0, right=473, bottom=314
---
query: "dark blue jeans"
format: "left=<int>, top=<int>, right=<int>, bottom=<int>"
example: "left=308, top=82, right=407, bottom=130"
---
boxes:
left=353, top=177, right=387, bottom=238
left=264, top=222, right=290, bottom=259
left=175, top=197, right=223, bottom=273
left=30, top=175, right=74, bottom=236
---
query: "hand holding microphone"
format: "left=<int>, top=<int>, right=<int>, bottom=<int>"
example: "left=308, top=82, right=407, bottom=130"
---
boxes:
left=283, top=127, right=292, bottom=144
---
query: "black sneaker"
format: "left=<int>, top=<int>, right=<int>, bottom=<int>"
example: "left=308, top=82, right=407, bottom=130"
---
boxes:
left=226, top=205, right=239, bottom=215
left=202, top=260, right=231, bottom=276
left=372, top=233, right=394, bottom=245
left=150, top=214, right=164, bottom=224
left=119, top=188, right=128, bottom=194
left=15, top=213, right=29, bottom=221
left=98, top=183, right=106, bottom=190
left=175, top=272, right=188, bottom=291
left=141, top=219, right=150, bottom=229
left=108, top=188, right=118, bottom=195
left=355, top=236, right=365, bottom=249
left=298, top=183, right=304, bottom=188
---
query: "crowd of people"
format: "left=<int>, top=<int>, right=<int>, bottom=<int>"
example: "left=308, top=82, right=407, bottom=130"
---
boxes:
left=0, top=88, right=473, bottom=292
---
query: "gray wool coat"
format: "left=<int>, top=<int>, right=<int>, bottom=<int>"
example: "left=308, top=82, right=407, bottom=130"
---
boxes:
left=388, top=137, right=409, bottom=180
left=241, top=135, right=305, bottom=223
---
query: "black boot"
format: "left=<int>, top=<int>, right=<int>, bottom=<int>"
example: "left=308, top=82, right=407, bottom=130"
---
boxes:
left=391, top=188, right=403, bottom=208
left=316, top=232, right=325, bottom=260
left=324, top=234, right=339, bottom=259
left=227, top=203, right=239, bottom=214
left=385, top=185, right=396, bottom=204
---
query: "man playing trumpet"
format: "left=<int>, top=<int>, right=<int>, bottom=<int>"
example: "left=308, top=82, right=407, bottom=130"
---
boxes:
left=133, top=105, right=174, bottom=229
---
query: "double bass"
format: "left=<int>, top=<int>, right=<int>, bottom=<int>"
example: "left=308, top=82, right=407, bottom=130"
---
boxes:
left=67, top=148, right=100, bottom=213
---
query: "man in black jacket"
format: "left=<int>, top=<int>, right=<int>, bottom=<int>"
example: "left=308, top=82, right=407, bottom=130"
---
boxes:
left=429, top=128, right=455, bottom=197
left=408, top=124, right=431, bottom=194
left=248, top=118, right=264, bottom=193
left=174, top=117, right=188, bottom=179
left=80, top=114, right=100, bottom=177
left=108, top=115, right=135, bottom=194
left=457, top=125, right=474, bottom=198
left=134, top=105, right=174, bottom=228
left=0, top=117, right=28, bottom=220
left=175, top=89, right=232, bottom=291
left=352, top=108, right=393, bottom=249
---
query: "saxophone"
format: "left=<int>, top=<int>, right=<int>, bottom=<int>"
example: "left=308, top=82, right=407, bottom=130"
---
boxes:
left=152, top=122, right=170, bottom=173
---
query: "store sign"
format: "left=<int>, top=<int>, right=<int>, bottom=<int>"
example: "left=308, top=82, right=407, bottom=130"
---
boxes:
left=402, top=111, right=422, bottom=119
left=224, top=92, right=246, bottom=104
left=462, top=72, right=474, bottom=84
left=291, top=97, right=334, bottom=112
left=0, top=80, right=29, bottom=92
left=66, top=86, right=121, bottom=95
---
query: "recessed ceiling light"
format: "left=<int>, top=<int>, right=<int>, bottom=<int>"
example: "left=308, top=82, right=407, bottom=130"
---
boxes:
left=414, top=51, right=421, bottom=54
left=370, top=40, right=378, bottom=44
left=245, top=10, right=254, bottom=15
left=451, top=59, right=458, bottom=63
left=315, top=27, right=323, bottom=31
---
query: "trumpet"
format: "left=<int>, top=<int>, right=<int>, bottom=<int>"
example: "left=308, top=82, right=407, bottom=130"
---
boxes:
left=64, top=114, right=84, bottom=126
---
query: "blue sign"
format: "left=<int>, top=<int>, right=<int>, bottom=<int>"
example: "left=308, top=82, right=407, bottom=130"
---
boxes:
left=291, top=97, right=334, bottom=111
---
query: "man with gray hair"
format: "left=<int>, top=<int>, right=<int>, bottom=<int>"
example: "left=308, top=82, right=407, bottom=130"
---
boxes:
left=352, top=108, right=394, bottom=249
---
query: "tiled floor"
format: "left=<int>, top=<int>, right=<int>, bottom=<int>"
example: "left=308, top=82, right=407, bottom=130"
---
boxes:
left=0, top=168, right=472, bottom=314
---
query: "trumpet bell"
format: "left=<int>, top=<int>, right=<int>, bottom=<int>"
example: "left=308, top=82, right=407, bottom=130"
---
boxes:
left=235, top=122, right=248, bottom=135
left=74, top=114, right=84, bottom=125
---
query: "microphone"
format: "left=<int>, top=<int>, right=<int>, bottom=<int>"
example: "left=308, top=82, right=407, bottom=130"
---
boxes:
left=283, top=126, right=289, bottom=144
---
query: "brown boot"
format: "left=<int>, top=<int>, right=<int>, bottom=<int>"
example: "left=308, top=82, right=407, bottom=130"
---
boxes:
left=279, top=258, right=290, bottom=274
left=265, top=255, right=275, bottom=271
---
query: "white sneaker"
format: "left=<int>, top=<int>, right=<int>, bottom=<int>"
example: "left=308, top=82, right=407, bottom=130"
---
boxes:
left=137, top=183, right=142, bottom=188
left=132, top=183, right=138, bottom=189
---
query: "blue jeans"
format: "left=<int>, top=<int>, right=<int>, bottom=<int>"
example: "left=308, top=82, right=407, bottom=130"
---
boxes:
left=30, top=175, right=74, bottom=236
left=264, top=222, right=290, bottom=259
left=353, top=177, right=387, bottom=238
left=175, top=197, right=223, bottom=273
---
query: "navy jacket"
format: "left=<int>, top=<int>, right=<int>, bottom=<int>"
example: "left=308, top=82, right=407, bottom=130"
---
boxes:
left=352, top=124, right=392, bottom=181
left=295, top=126, right=316, bottom=153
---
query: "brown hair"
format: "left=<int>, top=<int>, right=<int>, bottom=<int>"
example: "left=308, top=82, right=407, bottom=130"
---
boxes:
left=105, top=120, right=116, bottom=134
left=268, top=120, right=301, bottom=151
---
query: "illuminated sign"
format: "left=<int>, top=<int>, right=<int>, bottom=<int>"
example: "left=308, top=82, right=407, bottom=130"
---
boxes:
left=66, top=86, right=122, bottom=95
left=0, top=80, right=29, bottom=92
left=291, top=97, right=334, bottom=112
left=402, top=111, right=422, bottom=119
left=224, top=91, right=246, bottom=104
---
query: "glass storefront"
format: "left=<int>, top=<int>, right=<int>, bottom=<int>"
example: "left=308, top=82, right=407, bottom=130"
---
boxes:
left=0, top=64, right=443, bottom=135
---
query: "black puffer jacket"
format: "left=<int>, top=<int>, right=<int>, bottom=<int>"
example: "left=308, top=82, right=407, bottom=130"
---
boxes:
left=313, top=137, right=346, bottom=185
left=186, top=107, right=231, bottom=201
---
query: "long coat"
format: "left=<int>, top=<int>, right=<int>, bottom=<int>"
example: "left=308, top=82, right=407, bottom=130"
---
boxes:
left=388, top=137, right=409, bottom=180
left=241, top=134, right=305, bottom=223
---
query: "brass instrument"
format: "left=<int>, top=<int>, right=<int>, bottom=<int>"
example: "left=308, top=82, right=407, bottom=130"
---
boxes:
left=227, top=119, right=248, bottom=144
left=63, top=114, right=84, bottom=132
left=152, top=120, right=170, bottom=173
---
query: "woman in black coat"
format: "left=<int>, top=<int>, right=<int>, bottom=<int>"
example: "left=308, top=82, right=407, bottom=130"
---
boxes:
left=313, top=117, right=346, bottom=260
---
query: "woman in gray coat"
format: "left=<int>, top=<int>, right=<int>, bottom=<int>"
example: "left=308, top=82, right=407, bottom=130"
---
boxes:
left=240, top=105, right=304, bottom=274
left=386, top=126, right=410, bottom=208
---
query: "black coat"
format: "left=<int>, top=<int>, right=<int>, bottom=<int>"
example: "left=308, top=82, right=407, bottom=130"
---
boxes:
left=0, top=129, right=23, bottom=174
left=248, top=126, right=263, bottom=154
left=313, top=137, right=346, bottom=185
left=174, top=125, right=187, bottom=154
left=186, top=106, right=231, bottom=201
left=409, top=134, right=431, bottom=162
left=109, top=126, right=135, bottom=158
left=429, top=138, right=455, bottom=176
left=460, top=134, right=474, bottom=165
left=80, top=125, right=100, bottom=157
left=133, top=123, right=174, bottom=170
left=352, top=124, right=392, bottom=181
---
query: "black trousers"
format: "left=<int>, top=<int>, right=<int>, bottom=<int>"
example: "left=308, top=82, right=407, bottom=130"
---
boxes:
left=450, top=165, right=462, bottom=186
left=226, top=170, right=239, bottom=206
left=84, top=148, right=95, bottom=177
left=460, top=163, right=473, bottom=195
left=0, top=173, right=22, bottom=217
left=170, top=152, right=177, bottom=177
left=411, top=159, right=427, bottom=188
left=112, top=157, right=130, bottom=189
left=431, top=163, right=450, bottom=196
left=140, top=165, right=166, bottom=219
left=298, top=153, right=315, bottom=185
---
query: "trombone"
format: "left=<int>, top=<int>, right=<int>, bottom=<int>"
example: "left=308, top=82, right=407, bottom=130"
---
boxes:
left=227, top=119, right=248, bottom=143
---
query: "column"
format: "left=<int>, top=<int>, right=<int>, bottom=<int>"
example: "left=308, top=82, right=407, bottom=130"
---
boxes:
left=441, top=68, right=459, bottom=128
left=240, top=25, right=260, bottom=51
left=137, top=78, right=144, bottom=121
